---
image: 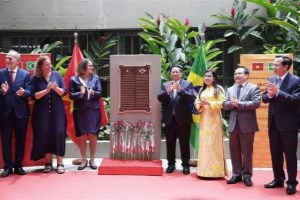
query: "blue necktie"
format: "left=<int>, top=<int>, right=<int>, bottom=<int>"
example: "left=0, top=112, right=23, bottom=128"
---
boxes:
left=277, top=78, right=282, bottom=88
left=237, top=85, right=242, bottom=99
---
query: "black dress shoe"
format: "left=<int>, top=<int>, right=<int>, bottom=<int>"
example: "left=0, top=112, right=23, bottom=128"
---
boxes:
left=1, top=168, right=13, bottom=177
left=77, top=160, right=88, bottom=170
left=264, top=180, right=284, bottom=188
left=14, top=167, right=26, bottom=175
left=166, top=165, right=175, bottom=173
left=89, top=160, right=97, bottom=170
left=227, top=176, right=243, bottom=184
left=243, top=178, right=253, bottom=187
left=286, top=184, right=296, bottom=195
left=182, top=166, right=190, bottom=175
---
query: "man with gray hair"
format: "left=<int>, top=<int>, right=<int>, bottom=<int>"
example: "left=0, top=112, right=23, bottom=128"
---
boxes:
left=0, top=50, right=31, bottom=177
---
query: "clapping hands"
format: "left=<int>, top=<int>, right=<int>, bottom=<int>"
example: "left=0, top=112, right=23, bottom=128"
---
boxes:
left=46, top=81, right=58, bottom=93
left=1, top=81, right=9, bottom=94
left=265, top=81, right=279, bottom=97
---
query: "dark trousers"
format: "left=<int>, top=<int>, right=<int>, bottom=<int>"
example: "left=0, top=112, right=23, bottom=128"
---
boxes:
left=229, top=123, right=255, bottom=178
left=165, top=117, right=190, bottom=167
left=269, top=122, right=298, bottom=186
left=0, top=109, right=28, bottom=169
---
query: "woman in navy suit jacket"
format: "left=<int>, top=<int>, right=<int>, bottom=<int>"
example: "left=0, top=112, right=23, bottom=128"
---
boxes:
left=69, top=58, right=102, bottom=170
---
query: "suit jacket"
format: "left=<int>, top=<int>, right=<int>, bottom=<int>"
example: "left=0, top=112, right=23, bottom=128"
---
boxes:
left=69, top=75, right=102, bottom=110
left=157, top=79, right=194, bottom=126
left=262, top=73, right=300, bottom=132
left=0, top=67, right=31, bottom=119
left=223, top=82, right=261, bottom=133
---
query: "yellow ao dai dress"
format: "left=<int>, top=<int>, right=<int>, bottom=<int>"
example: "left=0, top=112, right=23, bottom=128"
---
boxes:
left=194, top=85, right=228, bottom=178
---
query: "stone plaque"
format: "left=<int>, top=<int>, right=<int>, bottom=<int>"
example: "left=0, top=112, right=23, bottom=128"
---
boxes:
left=119, top=65, right=150, bottom=113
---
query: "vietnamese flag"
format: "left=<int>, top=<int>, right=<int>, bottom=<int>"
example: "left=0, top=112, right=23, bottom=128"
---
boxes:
left=63, top=42, right=84, bottom=145
left=252, top=63, right=264, bottom=71
left=63, top=42, right=109, bottom=145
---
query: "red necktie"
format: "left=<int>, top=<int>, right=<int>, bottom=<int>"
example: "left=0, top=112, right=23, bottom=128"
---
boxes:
left=10, top=71, right=15, bottom=84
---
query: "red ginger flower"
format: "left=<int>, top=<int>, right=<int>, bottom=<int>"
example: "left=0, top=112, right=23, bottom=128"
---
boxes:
left=184, top=18, right=190, bottom=27
left=156, top=16, right=161, bottom=26
left=231, top=6, right=235, bottom=18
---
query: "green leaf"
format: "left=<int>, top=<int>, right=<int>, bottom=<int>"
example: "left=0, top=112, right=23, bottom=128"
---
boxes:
left=167, top=34, right=178, bottom=52
left=140, top=24, right=160, bottom=34
left=138, top=17, right=157, bottom=27
left=144, top=12, right=155, bottom=20
left=41, top=44, right=49, bottom=53
left=211, top=24, right=236, bottom=29
left=83, top=50, right=97, bottom=64
left=268, top=19, right=298, bottom=32
left=250, top=31, right=266, bottom=41
left=46, top=41, right=63, bottom=53
left=276, top=5, right=300, bottom=18
left=208, top=60, right=223, bottom=70
left=245, top=0, right=276, bottom=18
left=206, top=51, right=223, bottom=61
left=256, top=16, right=268, bottom=24
left=211, top=14, right=232, bottom=22
left=224, top=30, right=239, bottom=37
left=241, top=25, right=259, bottom=41
left=54, top=56, right=71, bottom=72
left=187, top=31, right=198, bottom=39
left=227, top=45, right=242, bottom=54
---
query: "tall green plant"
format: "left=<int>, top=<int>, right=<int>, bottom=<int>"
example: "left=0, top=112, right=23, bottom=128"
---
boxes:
left=138, top=12, right=225, bottom=80
left=83, top=34, right=119, bottom=77
left=246, top=0, right=300, bottom=71
left=212, top=0, right=259, bottom=54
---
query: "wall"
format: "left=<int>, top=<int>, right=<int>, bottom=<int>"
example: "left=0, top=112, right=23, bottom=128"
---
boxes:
left=0, top=0, right=262, bottom=30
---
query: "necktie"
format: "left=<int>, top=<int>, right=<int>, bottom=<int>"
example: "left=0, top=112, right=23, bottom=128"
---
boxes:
left=277, top=78, right=282, bottom=88
left=237, top=85, right=242, bottom=99
left=173, top=89, right=177, bottom=98
left=9, top=71, right=15, bottom=84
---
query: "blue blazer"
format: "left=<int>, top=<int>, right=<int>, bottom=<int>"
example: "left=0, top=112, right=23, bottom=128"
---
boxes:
left=69, top=75, right=102, bottom=110
left=262, top=73, right=300, bottom=132
left=0, top=67, right=31, bottom=119
left=157, top=79, right=194, bottom=126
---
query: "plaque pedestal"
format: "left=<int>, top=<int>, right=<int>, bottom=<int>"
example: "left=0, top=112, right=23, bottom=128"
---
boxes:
left=98, top=158, right=163, bottom=176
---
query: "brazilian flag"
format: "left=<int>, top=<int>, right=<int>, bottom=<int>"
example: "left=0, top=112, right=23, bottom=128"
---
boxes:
left=187, top=45, right=207, bottom=152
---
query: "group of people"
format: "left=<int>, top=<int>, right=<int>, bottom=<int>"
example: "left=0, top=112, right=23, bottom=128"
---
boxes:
left=158, top=55, right=300, bottom=195
left=0, top=50, right=299, bottom=195
left=0, top=50, right=103, bottom=177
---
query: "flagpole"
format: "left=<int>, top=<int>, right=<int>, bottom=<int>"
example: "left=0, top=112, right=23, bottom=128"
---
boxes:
left=189, top=23, right=207, bottom=168
left=200, top=23, right=206, bottom=44
left=74, top=32, right=78, bottom=43
left=71, top=31, right=82, bottom=165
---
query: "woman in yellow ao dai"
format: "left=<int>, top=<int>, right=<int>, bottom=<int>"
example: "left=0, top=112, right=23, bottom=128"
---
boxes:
left=194, top=69, right=228, bottom=178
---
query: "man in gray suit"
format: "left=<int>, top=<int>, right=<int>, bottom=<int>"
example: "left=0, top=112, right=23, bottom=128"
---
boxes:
left=223, top=66, right=261, bottom=186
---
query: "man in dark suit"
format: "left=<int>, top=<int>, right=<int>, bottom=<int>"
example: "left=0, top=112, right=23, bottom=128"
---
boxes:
left=223, top=66, right=261, bottom=187
left=262, top=55, right=300, bottom=195
left=0, top=50, right=31, bottom=177
left=157, top=65, right=194, bottom=175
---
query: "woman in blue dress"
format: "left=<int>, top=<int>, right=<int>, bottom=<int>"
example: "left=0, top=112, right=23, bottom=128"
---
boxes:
left=31, top=56, right=66, bottom=174
left=69, top=58, right=102, bottom=170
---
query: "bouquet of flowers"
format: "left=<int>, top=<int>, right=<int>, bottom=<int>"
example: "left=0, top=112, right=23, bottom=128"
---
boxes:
left=110, top=120, right=155, bottom=161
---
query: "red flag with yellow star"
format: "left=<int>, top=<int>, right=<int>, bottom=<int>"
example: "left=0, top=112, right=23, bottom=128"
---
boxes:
left=63, top=42, right=84, bottom=145
left=252, top=62, right=264, bottom=71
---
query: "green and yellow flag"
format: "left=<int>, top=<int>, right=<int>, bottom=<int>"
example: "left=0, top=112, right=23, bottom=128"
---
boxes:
left=187, top=45, right=207, bottom=151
